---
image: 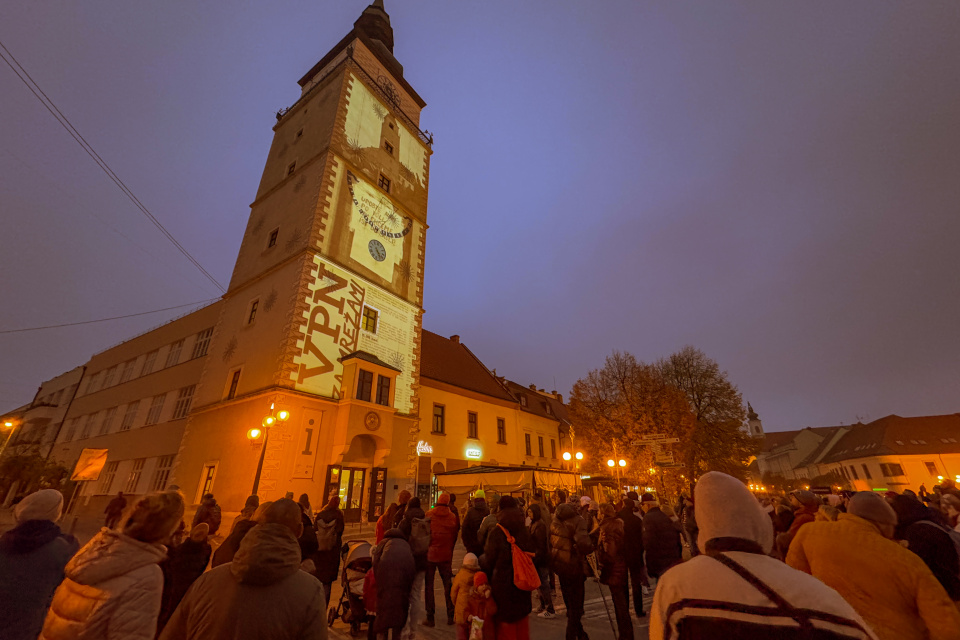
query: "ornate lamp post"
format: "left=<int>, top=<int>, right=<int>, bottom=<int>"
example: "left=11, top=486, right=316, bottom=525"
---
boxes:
left=248, top=404, right=290, bottom=495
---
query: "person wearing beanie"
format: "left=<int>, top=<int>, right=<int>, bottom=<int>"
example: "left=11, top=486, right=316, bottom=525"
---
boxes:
left=650, top=473, right=876, bottom=640
left=452, top=552, right=481, bottom=636
left=0, top=489, right=79, bottom=640
left=788, top=490, right=960, bottom=640
left=41, top=490, right=185, bottom=640
left=640, top=492, right=682, bottom=581
left=462, top=491, right=490, bottom=556
left=465, top=571, right=497, bottom=640
left=425, top=492, right=460, bottom=626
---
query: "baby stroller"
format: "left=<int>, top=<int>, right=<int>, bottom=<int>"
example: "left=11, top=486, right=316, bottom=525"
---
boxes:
left=327, top=540, right=374, bottom=637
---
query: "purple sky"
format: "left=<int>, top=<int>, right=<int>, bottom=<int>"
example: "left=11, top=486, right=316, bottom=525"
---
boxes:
left=1, top=2, right=958, bottom=431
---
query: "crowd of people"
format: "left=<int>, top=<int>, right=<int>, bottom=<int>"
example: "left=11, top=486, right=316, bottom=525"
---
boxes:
left=2, top=476, right=960, bottom=640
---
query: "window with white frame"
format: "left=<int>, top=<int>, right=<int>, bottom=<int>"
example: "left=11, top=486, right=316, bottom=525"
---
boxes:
left=79, top=414, right=92, bottom=439
left=119, top=359, right=137, bottom=384
left=120, top=401, right=139, bottom=431
left=125, top=458, right=146, bottom=493
left=172, top=385, right=196, bottom=420
left=152, top=455, right=175, bottom=491
left=141, top=350, right=159, bottom=376
left=98, top=407, right=118, bottom=436
left=86, top=371, right=103, bottom=395
left=197, top=463, right=218, bottom=503
left=145, top=395, right=166, bottom=426
left=102, top=365, right=118, bottom=388
left=98, top=461, right=119, bottom=494
left=165, top=340, right=184, bottom=368
left=192, top=328, right=214, bottom=359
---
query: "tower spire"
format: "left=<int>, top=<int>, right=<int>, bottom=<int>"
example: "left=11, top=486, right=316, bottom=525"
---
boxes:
left=355, top=0, right=394, bottom=53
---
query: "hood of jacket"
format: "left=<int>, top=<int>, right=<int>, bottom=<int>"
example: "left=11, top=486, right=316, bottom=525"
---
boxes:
left=231, top=522, right=302, bottom=586
left=555, top=503, right=578, bottom=522
left=695, top=471, right=774, bottom=555
left=65, top=528, right=166, bottom=586
left=384, top=527, right=406, bottom=540
left=0, top=518, right=66, bottom=554
left=529, top=503, right=543, bottom=523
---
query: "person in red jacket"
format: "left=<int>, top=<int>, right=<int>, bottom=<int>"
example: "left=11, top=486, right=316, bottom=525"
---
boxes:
left=775, top=489, right=821, bottom=557
left=425, top=492, right=461, bottom=627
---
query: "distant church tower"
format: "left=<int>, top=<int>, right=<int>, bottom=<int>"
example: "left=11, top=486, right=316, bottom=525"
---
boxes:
left=174, top=1, right=432, bottom=520
left=747, top=402, right=764, bottom=437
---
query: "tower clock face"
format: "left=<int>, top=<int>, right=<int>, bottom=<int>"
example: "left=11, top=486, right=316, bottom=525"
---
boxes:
left=346, top=170, right=413, bottom=281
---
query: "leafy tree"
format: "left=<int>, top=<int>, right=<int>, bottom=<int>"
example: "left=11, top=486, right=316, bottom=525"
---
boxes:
left=657, top=346, right=761, bottom=481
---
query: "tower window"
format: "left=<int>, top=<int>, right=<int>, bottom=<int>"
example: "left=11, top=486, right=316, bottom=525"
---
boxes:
left=287, top=162, right=296, bottom=176
left=267, top=228, right=279, bottom=248
left=226, top=369, right=241, bottom=400
left=432, top=404, right=445, bottom=434
left=378, top=174, right=391, bottom=193
left=376, top=375, right=391, bottom=406
left=357, top=369, right=374, bottom=402
left=362, top=306, right=379, bottom=333
left=384, top=141, right=394, bottom=155
left=497, top=418, right=506, bottom=444
left=468, top=412, right=478, bottom=439
left=247, top=299, right=259, bottom=324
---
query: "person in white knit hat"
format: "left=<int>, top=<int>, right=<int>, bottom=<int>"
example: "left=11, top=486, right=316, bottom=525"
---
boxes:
left=649, top=472, right=878, bottom=640
left=0, top=489, right=79, bottom=640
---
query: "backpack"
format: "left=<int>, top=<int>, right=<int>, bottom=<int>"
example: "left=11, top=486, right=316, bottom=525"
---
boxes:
left=316, top=518, right=338, bottom=551
left=409, top=517, right=431, bottom=556
left=497, top=524, right=541, bottom=591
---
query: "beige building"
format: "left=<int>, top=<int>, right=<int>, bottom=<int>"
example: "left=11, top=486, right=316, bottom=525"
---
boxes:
left=48, top=303, right=221, bottom=519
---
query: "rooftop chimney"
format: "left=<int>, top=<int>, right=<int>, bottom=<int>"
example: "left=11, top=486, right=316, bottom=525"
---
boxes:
left=450, top=335, right=460, bottom=344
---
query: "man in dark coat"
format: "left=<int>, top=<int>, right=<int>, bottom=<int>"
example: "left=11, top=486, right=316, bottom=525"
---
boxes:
left=481, top=495, right=535, bottom=638
left=598, top=504, right=633, bottom=640
left=157, top=523, right=212, bottom=635
left=313, top=496, right=345, bottom=607
left=462, top=492, right=490, bottom=556
left=527, top=503, right=555, bottom=617
left=160, top=499, right=326, bottom=640
left=550, top=502, right=592, bottom=640
left=211, top=516, right=258, bottom=568
left=192, top=493, right=222, bottom=536
left=398, top=497, right=427, bottom=637
left=617, top=497, right=646, bottom=617
left=373, top=528, right=416, bottom=638
left=891, top=493, right=960, bottom=600
left=104, top=491, right=127, bottom=529
left=0, top=489, right=79, bottom=640
left=640, top=493, right=682, bottom=580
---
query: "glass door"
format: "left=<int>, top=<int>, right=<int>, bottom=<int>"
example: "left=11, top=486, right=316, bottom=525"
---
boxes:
left=338, top=467, right=366, bottom=523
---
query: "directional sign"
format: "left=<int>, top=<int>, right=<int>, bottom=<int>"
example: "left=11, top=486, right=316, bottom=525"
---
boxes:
left=639, top=435, right=680, bottom=444
left=656, top=462, right=686, bottom=468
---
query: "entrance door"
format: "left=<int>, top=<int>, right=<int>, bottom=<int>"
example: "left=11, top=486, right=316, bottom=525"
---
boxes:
left=338, top=468, right=366, bottom=523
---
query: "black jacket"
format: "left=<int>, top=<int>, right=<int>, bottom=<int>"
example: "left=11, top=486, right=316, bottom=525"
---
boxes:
left=313, top=507, right=345, bottom=583
left=617, top=505, right=644, bottom=567
left=211, top=518, right=256, bottom=568
left=398, top=505, right=427, bottom=572
left=158, top=538, right=212, bottom=634
left=549, top=503, right=592, bottom=576
left=373, top=529, right=416, bottom=632
left=481, top=506, right=534, bottom=623
left=298, top=510, right=318, bottom=561
left=528, top=504, right=550, bottom=568
left=641, top=507, right=682, bottom=578
left=461, top=500, right=490, bottom=556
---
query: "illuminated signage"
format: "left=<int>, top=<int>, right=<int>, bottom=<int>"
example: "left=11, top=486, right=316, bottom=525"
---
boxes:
left=416, top=441, right=433, bottom=456
left=465, top=448, right=482, bottom=460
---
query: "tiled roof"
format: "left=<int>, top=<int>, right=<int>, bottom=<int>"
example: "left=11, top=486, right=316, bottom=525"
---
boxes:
left=419, top=331, right=515, bottom=402
left=502, top=380, right=570, bottom=426
left=340, top=350, right=401, bottom=372
left=793, top=426, right=845, bottom=468
left=820, top=414, right=960, bottom=464
left=761, top=430, right=801, bottom=453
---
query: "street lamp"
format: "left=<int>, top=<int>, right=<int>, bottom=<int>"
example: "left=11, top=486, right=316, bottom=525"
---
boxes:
left=0, top=418, right=21, bottom=460
left=251, top=403, right=290, bottom=495
left=607, top=459, right=615, bottom=468
left=563, top=452, right=572, bottom=461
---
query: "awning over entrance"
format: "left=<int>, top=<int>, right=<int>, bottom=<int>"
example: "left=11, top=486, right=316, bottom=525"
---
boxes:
left=434, top=465, right=580, bottom=496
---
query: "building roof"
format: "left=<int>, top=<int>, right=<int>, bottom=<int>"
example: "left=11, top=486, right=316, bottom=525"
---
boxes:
left=793, top=426, right=846, bottom=468
left=340, top=350, right=401, bottom=372
left=761, top=430, right=801, bottom=453
left=419, top=331, right=515, bottom=402
left=820, top=414, right=960, bottom=464
left=502, top=380, right=571, bottom=426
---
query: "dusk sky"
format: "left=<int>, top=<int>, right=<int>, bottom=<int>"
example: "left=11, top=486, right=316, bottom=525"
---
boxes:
left=1, top=2, right=958, bottom=431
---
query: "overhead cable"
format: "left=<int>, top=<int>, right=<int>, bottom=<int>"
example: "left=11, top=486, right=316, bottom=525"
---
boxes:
left=0, top=299, right=220, bottom=335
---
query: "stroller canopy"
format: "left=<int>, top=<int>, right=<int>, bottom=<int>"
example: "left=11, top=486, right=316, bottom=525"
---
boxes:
left=343, top=539, right=372, bottom=567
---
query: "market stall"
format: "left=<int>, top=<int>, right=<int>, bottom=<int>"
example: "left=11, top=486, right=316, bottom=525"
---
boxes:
left=434, top=465, right=581, bottom=497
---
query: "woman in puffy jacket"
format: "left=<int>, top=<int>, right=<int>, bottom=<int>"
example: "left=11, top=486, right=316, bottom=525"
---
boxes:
left=39, top=490, right=185, bottom=640
left=598, top=503, right=633, bottom=640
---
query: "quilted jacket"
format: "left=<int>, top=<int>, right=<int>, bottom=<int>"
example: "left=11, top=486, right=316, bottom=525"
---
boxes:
left=39, top=528, right=167, bottom=640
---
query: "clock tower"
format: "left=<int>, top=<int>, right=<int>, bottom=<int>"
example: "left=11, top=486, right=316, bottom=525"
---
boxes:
left=174, top=1, right=432, bottom=519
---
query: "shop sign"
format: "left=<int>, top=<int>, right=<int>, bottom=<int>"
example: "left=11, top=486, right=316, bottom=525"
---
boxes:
left=416, top=441, right=433, bottom=456
left=465, top=448, right=482, bottom=460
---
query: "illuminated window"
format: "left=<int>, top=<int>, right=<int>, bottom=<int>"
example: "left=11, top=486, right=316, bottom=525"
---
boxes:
left=165, top=340, right=184, bottom=368
left=525, top=433, right=532, bottom=456
left=172, top=385, right=196, bottom=420
left=433, top=404, right=445, bottom=434
left=384, top=141, right=393, bottom=155
left=375, top=375, right=391, bottom=406
left=267, top=228, right=279, bottom=248
left=468, top=412, right=478, bottom=439
left=192, top=328, right=214, bottom=359
left=497, top=418, right=506, bottom=444
left=357, top=370, right=374, bottom=402
left=378, top=174, right=391, bottom=193
left=141, top=350, right=158, bottom=376
left=362, top=306, right=379, bottom=333
left=519, top=394, right=527, bottom=407
left=538, top=436, right=545, bottom=458
left=120, top=401, right=139, bottom=432
left=145, top=395, right=166, bottom=426
left=925, top=461, right=938, bottom=476
left=247, top=299, right=259, bottom=325
left=125, top=459, right=145, bottom=493
left=227, top=369, right=241, bottom=400
left=287, top=162, right=296, bottom=176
